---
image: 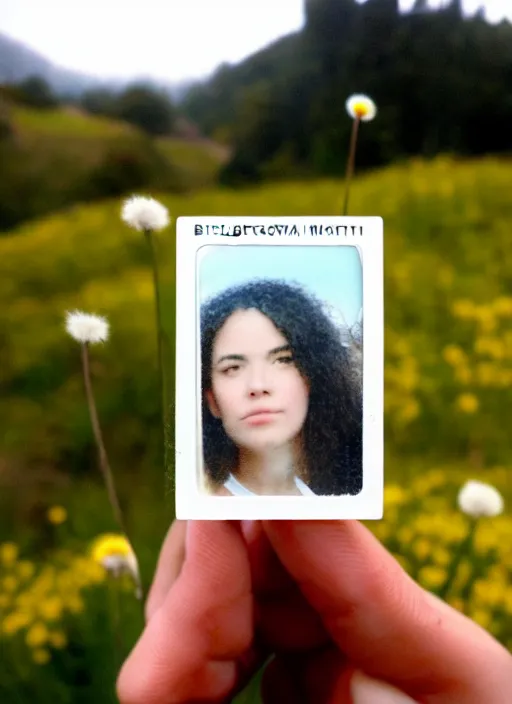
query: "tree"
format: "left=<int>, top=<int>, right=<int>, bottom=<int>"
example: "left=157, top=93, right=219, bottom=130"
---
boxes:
left=16, top=75, right=59, bottom=109
left=111, top=82, right=177, bottom=137
left=80, top=88, right=118, bottom=116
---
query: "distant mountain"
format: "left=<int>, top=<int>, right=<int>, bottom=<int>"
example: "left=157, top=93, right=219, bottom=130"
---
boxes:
left=0, top=32, right=190, bottom=101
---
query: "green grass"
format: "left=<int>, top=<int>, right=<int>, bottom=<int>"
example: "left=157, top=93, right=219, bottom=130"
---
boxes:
left=0, top=100, right=229, bottom=233
left=11, top=104, right=137, bottom=139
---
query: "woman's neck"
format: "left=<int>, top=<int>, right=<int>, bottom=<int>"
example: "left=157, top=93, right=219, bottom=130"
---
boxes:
left=234, top=444, right=304, bottom=495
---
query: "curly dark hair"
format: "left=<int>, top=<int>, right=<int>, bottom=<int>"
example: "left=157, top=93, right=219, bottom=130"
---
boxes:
left=200, top=278, right=363, bottom=495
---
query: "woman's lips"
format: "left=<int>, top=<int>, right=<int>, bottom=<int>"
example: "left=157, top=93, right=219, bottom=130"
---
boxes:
left=243, top=410, right=282, bottom=426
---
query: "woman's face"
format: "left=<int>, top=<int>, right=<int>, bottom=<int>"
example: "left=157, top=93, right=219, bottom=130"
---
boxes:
left=205, top=309, right=309, bottom=453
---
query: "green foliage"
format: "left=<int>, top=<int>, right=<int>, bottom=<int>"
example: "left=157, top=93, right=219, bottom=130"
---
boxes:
left=182, top=0, right=512, bottom=182
left=7, top=75, right=59, bottom=109
left=0, top=101, right=228, bottom=232
left=109, top=82, right=177, bottom=137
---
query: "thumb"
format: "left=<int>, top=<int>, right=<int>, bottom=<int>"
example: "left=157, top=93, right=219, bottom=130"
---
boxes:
left=263, top=520, right=512, bottom=703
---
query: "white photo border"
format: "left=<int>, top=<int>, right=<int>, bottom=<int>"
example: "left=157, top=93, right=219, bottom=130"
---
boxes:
left=175, top=216, right=384, bottom=520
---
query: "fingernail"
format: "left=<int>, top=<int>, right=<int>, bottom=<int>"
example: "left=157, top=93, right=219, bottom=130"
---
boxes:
left=351, top=670, right=418, bottom=703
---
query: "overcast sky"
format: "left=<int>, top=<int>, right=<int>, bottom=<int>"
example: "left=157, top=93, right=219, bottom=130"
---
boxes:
left=1, top=0, right=511, bottom=83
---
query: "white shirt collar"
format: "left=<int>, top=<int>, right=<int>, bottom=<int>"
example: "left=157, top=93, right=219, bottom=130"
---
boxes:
left=224, top=473, right=316, bottom=496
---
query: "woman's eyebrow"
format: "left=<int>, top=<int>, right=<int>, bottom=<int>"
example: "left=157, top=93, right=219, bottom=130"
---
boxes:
left=268, top=344, right=292, bottom=356
left=214, top=345, right=291, bottom=366
left=215, top=353, right=246, bottom=366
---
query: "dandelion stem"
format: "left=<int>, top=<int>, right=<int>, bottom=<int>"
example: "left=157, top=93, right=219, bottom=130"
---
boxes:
left=437, top=518, right=478, bottom=601
left=82, top=343, right=126, bottom=533
left=342, top=116, right=360, bottom=216
left=81, top=343, right=145, bottom=605
left=145, top=229, right=168, bottom=472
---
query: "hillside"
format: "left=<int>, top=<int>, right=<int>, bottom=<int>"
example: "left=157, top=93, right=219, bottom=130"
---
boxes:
left=1, top=155, right=512, bottom=485
left=179, top=0, right=512, bottom=183
left=0, top=97, right=230, bottom=232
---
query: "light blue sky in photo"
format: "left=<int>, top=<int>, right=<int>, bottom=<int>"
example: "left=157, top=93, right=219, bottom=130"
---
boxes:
left=197, top=245, right=362, bottom=328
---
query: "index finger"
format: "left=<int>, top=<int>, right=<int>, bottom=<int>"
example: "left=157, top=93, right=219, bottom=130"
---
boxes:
left=117, top=521, right=260, bottom=704
left=263, top=520, right=512, bottom=703
left=144, top=519, right=187, bottom=623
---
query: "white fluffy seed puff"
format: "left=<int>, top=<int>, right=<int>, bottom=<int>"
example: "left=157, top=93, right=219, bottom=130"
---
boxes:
left=457, top=480, right=504, bottom=518
left=346, top=94, right=377, bottom=122
left=65, top=311, right=109, bottom=344
left=121, top=195, right=170, bottom=232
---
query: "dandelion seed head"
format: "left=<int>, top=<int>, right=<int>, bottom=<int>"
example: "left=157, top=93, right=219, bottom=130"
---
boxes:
left=346, top=94, right=377, bottom=122
left=457, top=480, right=504, bottom=518
left=65, top=311, right=109, bottom=344
left=121, top=195, right=170, bottom=232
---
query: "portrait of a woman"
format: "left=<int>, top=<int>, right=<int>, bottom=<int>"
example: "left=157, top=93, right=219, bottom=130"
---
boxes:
left=200, top=278, right=363, bottom=497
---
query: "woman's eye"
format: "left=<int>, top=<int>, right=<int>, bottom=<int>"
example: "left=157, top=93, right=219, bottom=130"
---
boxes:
left=221, top=365, right=240, bottom=375
left=276, top=356, right=294, bottom=365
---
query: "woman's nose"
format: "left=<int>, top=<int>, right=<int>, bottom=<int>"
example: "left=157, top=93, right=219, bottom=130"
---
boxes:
left=246, top=366, right=271, bottom=396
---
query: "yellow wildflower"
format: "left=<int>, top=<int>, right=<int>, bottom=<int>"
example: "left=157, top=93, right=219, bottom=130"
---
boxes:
left=443, top=344, right=466, bottom=366
left=474, top=523, right=499, bottom=555
left=492, top=296, right=512, bottom=317
left=473, top=580, right=506, bottom=609
left=2, top=611, right=31, bottom=635
left=452, top=299, right=475, bottom=319
left=26, top=622, right=49, bottom=648
left=398, top=399, right=420, bottom=423
left=32, top=648, right=50, bottom=665
left=85, top=560, right=107, bottom=584
left=17, top=561, right=35, bottom=582
left=503, top=588, right=512, bottom=614
left=397, top=526, right=414, bottom=544
left=384, top=485, right=409, bottom=508
left=418, top=565, right=447, bottom=590
left=64, top=594, right=84, bottom=615
left=470, top=608, right=492, bottom=630
left=0, top=594, right=10, bottom=608
left=413, top=538, right=432, bottom=562
left=39, top=597, right=63, bottom=622
left=432, top=548, right=451, bottom=566
left=454, top=365, right=472, bottom=385
left=475, top=337, right=505, bottom=360
left=475, top=306, right=496, bottom=333
left=476, top=363, right=497, bottom=387
left=90, top=533, right=139, bottom=586
left=47, top=506, right=67, bottom=525
left=90, top=534, right=132, bottom=563
left=49, top=631, right=67, bottom=649
left=2, top=576, right=18, bottom=593
left=0, top=542, right=18, bottom=565
left=456, top=393, right=479, bottom=414
left=453, top=560, right=473, bottom=590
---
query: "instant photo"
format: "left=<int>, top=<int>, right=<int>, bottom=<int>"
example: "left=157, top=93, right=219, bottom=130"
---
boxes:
left=175, top=217, right=383, bottom=520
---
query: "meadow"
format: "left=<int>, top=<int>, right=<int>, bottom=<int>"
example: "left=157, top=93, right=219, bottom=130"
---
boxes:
left=1, top=154, right=511, bottom=702
left=0, top=99, right=228, bottom=232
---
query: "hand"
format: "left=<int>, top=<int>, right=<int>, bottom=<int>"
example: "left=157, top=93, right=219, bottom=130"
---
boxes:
left=116, top=519, right=512, bottom=703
